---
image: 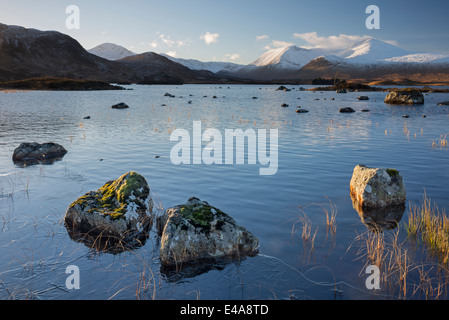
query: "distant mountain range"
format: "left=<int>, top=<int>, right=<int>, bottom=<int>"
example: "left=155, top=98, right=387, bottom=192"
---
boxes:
left=2, top=23, right=449, bottom=85
left=88, top=38, right=449, bottom=83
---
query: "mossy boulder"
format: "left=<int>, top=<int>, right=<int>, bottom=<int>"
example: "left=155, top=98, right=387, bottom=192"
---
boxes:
left=156, top=197, right=259, bottom=266
left=350, top=165, right=406, bottom=209
left=64, top=172, right=153, bottom=249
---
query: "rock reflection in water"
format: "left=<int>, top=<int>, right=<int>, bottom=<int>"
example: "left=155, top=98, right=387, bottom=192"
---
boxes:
left=65, top=226, right=149, bottom=254
left=350, top=193, right=405, bottom=230
left=161, top=257, right=248, bottom=283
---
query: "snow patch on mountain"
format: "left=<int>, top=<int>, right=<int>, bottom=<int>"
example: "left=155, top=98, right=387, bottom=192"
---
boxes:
left=88, top=43, right=136, bottom=61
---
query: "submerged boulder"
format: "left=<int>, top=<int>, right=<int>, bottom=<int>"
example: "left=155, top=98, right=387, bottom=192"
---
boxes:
left=12, top=142, right=67, bottom=163
left=384, top=90, right=424, bottom=105
left=156, top=197, right=259, bottom=266
left=350, top=165, right=406, bottom=209
left=358, top=96, right=369, bottom=100
left=64, top=172, right=153, bottom=249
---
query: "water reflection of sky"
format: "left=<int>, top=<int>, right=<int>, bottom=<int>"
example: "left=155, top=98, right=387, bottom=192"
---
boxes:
left=0, top=85, right=449, bottom=300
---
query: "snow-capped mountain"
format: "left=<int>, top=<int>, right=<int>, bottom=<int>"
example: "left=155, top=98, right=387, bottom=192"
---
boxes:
left=88, top=43, right=136, bottom=61
left=249, top=45, right=328, bottom=69
left=160, top=54, right=245, bottom=73
left=247, top=38, right=449, bottom=69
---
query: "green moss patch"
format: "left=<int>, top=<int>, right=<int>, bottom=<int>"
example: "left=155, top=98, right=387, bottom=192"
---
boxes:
left=386, top=169, right=400, bottom=178
left=179, top=202, right=224, bottom=229
left=70, top=172, right=149, bottom=220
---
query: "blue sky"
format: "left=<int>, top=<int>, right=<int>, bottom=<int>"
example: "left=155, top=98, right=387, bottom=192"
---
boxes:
left=1, top=0, right=448, bottom=64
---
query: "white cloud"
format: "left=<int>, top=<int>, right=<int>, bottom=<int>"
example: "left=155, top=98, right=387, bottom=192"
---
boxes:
left=166, top=51, right=177, bottom=57
left=176, top=38, right=192, bottom=48
left=256, top=34, right=269, bottom=41
left=149, top=41, right=158, bottom=48
left=200, top=32, right=220, bottom=45
left=293, top=32, right=371, bottom=50
left=264, top=40, right=295, bottom=51
left=159, top=34, right=175, bottom=47
left=225, top=53, right=240, bottom=61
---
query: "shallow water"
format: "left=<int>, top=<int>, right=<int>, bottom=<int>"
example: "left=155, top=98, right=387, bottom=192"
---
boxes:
left=0, top=84, right=448, bottom=300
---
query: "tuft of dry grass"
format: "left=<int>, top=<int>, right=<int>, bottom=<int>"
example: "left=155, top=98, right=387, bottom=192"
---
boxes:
left=407, top=193, right=449, bottom=265
left=431, top=134, right=448, bottom=149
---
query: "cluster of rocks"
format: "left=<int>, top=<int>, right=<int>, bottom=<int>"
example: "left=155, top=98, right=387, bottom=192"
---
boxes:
left=64, top=172, right=259, bottom=264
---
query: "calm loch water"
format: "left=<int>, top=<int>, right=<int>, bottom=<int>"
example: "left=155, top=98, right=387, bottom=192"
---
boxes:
left=1, top=84, right=449, bottom=300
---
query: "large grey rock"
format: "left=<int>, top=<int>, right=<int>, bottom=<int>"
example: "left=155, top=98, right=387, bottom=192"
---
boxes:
left=156, top=197, right=259, bottom=266
left=350, top=165, right=406, bottom=209
left=64, top=172, right=153, bottom=249
left=12, top=142, right=67, bottom=163
left=384, top=90, right=424, bottom=104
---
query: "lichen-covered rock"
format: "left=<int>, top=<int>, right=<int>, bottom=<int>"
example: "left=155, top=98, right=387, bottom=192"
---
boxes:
left=384, top=90, right=424, bottom=105
left=12, top=142, right=67, bottom=163
left=350, top=165, right=406, bottom=209
left=156, top=197, right=259, bottom=266
left=64, top=172, right=153, bottom=247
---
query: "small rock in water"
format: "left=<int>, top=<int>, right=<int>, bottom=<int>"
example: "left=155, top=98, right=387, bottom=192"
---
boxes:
left=357, top=96, right=369, bottom=100
left=281, top=103, right=289, bottom=108
left=339, top=107, right=356, bottom=113
left=296, top=109, right=309, bottom=113
left=437, top=101, right=449, bottom=106
left=83, top=116, right=91, bottom=119
left=12, top=142, right=68, bottom=164
left=164, top=93, right=175, bottom=98
left=111, top=102, right=129, bottom=109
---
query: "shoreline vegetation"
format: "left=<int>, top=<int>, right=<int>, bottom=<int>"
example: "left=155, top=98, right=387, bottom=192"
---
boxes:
left=0, top=77, right=126, bottom=91
left=1, top=77, right=449, bottom=92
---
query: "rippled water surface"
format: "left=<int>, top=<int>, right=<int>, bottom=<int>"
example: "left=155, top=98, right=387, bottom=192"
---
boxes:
left=1, top=84, right=449, bottom=300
